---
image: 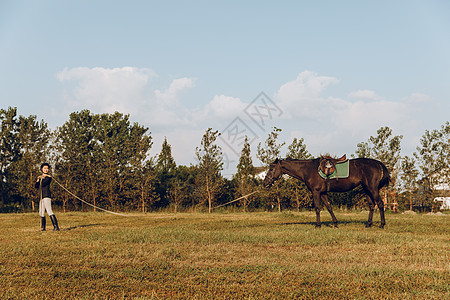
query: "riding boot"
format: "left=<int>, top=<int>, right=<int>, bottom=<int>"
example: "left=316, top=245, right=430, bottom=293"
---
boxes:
left=50, top=214, right=60, bottom=231
left=40, top=217, right=46, bottom=231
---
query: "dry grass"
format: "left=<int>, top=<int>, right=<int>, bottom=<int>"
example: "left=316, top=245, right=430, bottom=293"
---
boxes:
left=0, top=211, right=448, bottom=299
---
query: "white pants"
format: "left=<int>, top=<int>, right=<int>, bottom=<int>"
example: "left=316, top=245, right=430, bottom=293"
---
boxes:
left=39, top=198, right=54, bottom=217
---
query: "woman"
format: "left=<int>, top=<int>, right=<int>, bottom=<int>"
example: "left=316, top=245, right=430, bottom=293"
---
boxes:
left=35, top=163, right=59, bottom=231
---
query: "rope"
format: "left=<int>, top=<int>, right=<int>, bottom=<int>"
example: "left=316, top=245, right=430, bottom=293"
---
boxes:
left=211, top=190, right=259, bottom=210
left=50, top=176, right=127, bottom=217
left=50, top=175, right=259, bottom=215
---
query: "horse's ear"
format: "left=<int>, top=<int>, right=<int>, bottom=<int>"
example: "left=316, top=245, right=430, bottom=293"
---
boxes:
left=274, top=158, right=279, bottom=164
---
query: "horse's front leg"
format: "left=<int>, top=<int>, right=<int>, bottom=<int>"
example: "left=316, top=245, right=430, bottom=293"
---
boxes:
left=320, top=194, right=338, bottom=228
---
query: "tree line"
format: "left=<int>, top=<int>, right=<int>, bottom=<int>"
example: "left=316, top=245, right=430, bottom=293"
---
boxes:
left=1, top=106, right=449, bottom=213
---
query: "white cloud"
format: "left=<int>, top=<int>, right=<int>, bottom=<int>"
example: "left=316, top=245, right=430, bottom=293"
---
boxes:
left=57, top=67, right=154, bottom=115
left=348, top=89, right=383, bottom=101
left=57, top=67, right=196, bottom=128
left=203, top=94, right=246, bottom=119
left=275, top=70, right=339, bottom=118
left=272, top=71, right=432, bottom=158
left=154, top=77, right=196, bottom=106
left=405, top=93, right=433, bottom=103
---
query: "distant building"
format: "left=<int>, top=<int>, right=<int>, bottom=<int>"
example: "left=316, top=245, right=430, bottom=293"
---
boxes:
left=253, top=166, right=268, bottom=180
left=419, top=168, right=450, bottom=211
left=434, top=181, right=450, bottom=210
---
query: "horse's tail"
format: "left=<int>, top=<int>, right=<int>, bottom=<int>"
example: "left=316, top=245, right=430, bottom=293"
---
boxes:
left=379, top=161, right=391, bottom=189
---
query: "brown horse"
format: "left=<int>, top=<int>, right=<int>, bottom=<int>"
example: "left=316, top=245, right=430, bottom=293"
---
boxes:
left=263, top=157, right=390, bottom=228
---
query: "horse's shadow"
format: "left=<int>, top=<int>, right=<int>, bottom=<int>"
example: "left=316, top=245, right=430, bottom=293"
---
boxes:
left=63, top=224, right=101, bottom=231
left=276, top=220, right=369, bottom=228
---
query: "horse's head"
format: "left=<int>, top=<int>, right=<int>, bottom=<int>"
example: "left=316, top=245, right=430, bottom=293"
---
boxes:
left=263, top=159, right=282, bottom=188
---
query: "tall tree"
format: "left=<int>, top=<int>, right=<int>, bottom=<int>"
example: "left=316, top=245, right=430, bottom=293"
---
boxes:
left=156, top=137, right=176, bottom=174
left=414, top=122, right=450, bottom=211
left=286, top=137, right=312, bottom=160
left=355, top=126, right=403, bottom=173
left=0, top=108, right=50, bottom=211
left=55, top=111, right=152, bottom=211
left=257, top=127, right=285, bottom=212
left=168, top=165, right=196, bottom=213
left=155, top=137, right=177, bottom=207
left=132, top=158, right=159, bottom=212
left=97, top=112, right=152, bottom=208
left=234, top=136, right=256, bottom=211
left=12, top=114, right=50, bottom=210
left=0, top=107, right=22, bottom=210
left=286, top=138, right=313, bottom=211
left=257, top=126, right=285, bottom=166
left=54, top=110, right=100, bottom=212
left=400, top=156, right=419, bottom=211
left=354, top=126, right=403, bottom=207
left=195, top=128, right=223, bottom=213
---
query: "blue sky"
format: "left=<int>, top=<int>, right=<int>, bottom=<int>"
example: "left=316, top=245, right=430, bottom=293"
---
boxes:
left=1, top=0, right=450, bottom=174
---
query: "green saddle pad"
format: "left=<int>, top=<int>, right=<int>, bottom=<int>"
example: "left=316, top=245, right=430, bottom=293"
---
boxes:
left=318, top=160, right=349, bottom=180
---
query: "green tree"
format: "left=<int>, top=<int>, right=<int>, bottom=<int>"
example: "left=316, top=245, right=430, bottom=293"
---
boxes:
left=97, top=112, right=152, bottom=209
left=156, top=137, right=176, bottom=174
left=155, top=137, right=177, bottom=207
left=0, top=108, right=50, bottom=211
left=195, top=128, right=223, bottom=213
left=257, top=127, right=285, bottom=212
left=234, top=136, right=256, bottom=211
left=286, top=137, right=312, bottom=160
left=133, top=158, right=159, bottom=212
left=414, top=122, right=450, bottom=211
left=169, top=165, right=197, bottom=212
left=354, top=126, right=403, bottom=208
left=285, top=138, right=313, bottom=210
left=257, top=126, right=285, bottom=166
left=399, top=156, right=419, bottom=211
left=54, top=110, right=100, bottom=212
left=355, top=126, right=403, bottom=173
left=55, top=111, right=152, bottom=212
left=12, top=114, right=50, bottom=210
left=0, top=107, right=22, bottom=210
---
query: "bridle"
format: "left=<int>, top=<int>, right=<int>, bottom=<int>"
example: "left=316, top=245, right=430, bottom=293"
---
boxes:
left=266, top=159, right=281, bottom=184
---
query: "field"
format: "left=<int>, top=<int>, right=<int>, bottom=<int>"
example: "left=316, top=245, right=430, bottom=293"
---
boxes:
left=1, top=211, right=448, bottom=299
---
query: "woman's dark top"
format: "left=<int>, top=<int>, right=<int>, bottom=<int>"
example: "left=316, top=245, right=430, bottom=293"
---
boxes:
left=35, top=176, right=52, bottom=199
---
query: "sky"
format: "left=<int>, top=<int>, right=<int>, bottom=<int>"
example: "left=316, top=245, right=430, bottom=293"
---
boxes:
left=1, top=0, right=450, bottom=175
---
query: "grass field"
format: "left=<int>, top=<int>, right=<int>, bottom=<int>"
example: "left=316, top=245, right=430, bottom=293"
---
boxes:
left=1, top=210, right=448, bottom=299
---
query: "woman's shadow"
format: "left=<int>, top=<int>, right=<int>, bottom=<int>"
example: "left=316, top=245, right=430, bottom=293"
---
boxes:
left=64, top=224, right=101, bottom=231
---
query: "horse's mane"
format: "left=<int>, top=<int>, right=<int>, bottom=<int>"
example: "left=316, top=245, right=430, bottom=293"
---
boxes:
left=284, top=157, right=315, bottom=162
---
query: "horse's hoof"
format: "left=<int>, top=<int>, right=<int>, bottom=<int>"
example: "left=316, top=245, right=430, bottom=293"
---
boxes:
left=379, top=224, right=385, bottom=229
left=333, top=224, right=338, bottom=229
left=315, top=224, right=321, bottom=228
left=365, top=223, right=372, bottom=228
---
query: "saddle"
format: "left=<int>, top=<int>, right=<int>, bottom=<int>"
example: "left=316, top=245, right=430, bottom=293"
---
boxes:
left=318, top=154, right=349, bottom=180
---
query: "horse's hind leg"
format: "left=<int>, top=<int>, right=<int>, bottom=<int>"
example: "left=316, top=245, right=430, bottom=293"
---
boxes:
left=365, top=195, right=375, bottom=228
left=368, top=189, right=386, bottom=228
left=321, top=194, right=338, bottom=228
left=376, top=197, right=386, bottom=228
